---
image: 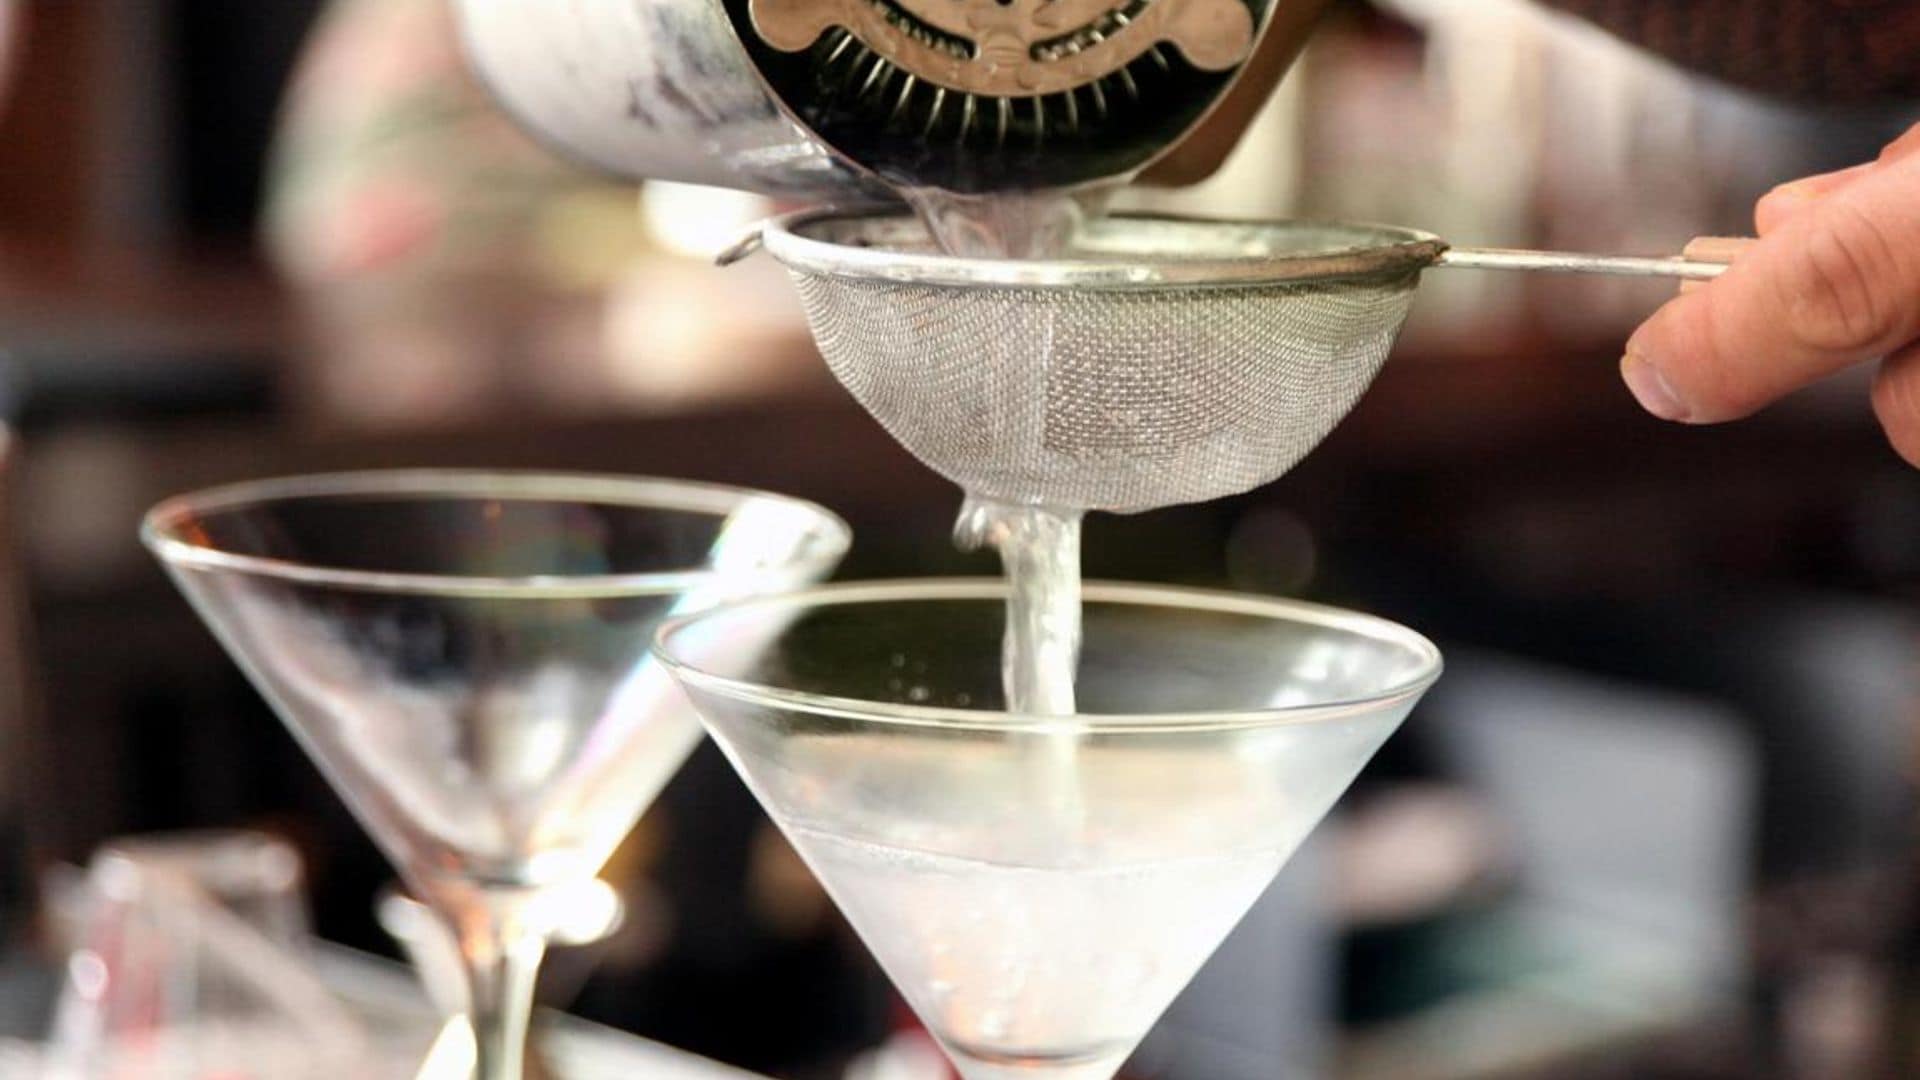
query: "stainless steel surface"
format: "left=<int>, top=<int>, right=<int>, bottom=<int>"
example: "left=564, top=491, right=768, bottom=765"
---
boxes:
left=757, top=210, right=1445, bottom=288
left=744, top=210, right=1734, bottom=512
left=1438, top=247, right=1733, bottom=281
left=750, top=0, right=1256, bottom=97
left=455, top=0, right=890, bottom=198
left=756, top=210, right=1421, bottom=512
left=747, top=212, right=1729, bottom=286
left=455, top=0, right=1311, bottom=195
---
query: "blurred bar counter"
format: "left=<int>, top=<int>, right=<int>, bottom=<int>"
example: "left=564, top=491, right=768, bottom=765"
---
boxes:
left=0, top=942, right=770, bottom=1078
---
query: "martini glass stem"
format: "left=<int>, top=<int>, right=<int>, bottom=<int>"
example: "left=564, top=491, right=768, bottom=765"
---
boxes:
left=452, top=898, right=549, bottom=1080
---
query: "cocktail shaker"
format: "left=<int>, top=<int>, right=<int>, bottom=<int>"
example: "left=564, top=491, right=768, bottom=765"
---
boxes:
left=454, top=0, right=1328, bottom=198
left=458, top=0, right=889, bottom=199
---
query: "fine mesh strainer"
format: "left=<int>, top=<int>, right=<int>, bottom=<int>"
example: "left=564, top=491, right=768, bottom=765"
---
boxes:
left=726, top=209, right=1735, bottom=513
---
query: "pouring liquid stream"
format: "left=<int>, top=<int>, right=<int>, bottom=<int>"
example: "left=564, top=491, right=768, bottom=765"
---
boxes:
left=916, top=185, right=1099, bottom=707
left=917, top=186, right=1108, bottom=843
left=903, top=187, right=1108, bottom=260
left=953, top=498, right=1083, bottom=716
left=954, top=497, right=1087, bottom=843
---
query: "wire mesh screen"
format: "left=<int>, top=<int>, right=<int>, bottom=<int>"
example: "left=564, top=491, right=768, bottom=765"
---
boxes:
left=790, top=268, right=1419, bottom=513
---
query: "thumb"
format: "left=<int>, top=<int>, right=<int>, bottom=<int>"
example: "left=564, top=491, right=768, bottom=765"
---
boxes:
left=1753, top=125, right=1920, bottom=235
left=1623, top=152, right=1920, bottom=423
left=1755, top=162, right=1874, bottom=235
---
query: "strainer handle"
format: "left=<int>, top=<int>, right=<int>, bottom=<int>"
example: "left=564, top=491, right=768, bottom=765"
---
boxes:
left=714, top=222, right=769, bottom=267
left=1438, top=237, right=1751, bottom=281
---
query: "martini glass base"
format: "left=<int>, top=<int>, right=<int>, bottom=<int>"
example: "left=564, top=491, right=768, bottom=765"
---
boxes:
left=657, top=580, right=1443, bottom=1080
left=142, top=471, right=851, bottom=1080
left=444, top=891, right=548, bottom=1080
left=941, top=1042, right=1129, bottom=1080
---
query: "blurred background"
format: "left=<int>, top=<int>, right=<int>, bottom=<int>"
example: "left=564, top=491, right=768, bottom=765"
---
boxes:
left=0, top=0, right=1917, bottom=1077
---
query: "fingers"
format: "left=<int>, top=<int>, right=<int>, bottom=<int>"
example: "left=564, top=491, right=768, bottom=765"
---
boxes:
left=1623, top=150, right=1920, bottom=424
left=1879, top=123, right=1920, bottom=165
left=1756, top=163, right=1874, bottom=235
left=1676, top=237, right=1754, bottom=297
left=1682, top=237, right=1756, bottom=264
left=1754, top=125, right=1920, bottom=234
left=1873, top=343, right=1920, bottom=468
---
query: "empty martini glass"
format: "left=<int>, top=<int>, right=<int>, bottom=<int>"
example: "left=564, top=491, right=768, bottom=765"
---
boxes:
left=655, top=579, right=1441, bottom=1080
left=141, top=470, right=850, bottom=1080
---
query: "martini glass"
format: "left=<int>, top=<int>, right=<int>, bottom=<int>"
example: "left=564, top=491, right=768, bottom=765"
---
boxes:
left=656, top=579, right=1441, bottom=1080
left=141, top=470, right=850, bottom=1080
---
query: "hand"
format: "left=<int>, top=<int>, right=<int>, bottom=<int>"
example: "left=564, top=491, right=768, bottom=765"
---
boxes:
left=1622, top=124, right=1920, bottom=465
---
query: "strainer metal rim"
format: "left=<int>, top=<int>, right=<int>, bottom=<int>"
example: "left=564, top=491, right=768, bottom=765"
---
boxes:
left=756, top=208, right=1448, bottom=291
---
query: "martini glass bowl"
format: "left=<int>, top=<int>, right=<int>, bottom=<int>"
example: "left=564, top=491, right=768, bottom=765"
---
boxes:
left=656, top=579, right=1442, bottom=1080
left=142, top=470, right=850, bottom=1080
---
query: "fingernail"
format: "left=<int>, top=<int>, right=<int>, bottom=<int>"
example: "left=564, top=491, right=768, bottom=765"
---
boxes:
left=1621, top=351, right=1690, bottom=421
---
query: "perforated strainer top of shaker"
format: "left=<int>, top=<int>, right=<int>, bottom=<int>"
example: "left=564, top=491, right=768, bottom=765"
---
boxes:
left=725, top=0, right=1283, bottom=191
left=759, top=210, right=1444, bottom=513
